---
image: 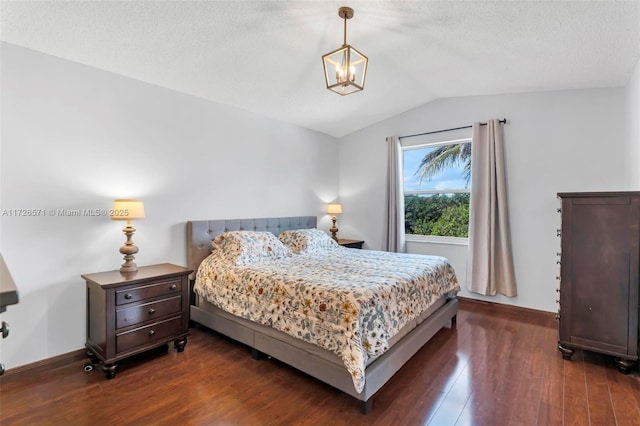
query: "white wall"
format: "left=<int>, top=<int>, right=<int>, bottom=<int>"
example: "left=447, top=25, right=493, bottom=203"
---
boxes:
left=0, top=41, right=634, bottom=369
left=628, top=57, right=640, bottom=188
left=0, top=43, right=339, bottom=369
left=338, top=89, right=627, bottom=313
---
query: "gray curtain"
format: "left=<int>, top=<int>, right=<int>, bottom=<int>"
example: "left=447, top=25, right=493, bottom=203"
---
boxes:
left=384, top=136, right=405, bottom=253
left=466, top=120, right=517, bottom=296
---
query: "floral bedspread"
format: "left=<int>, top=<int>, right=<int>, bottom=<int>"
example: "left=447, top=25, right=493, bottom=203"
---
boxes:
left=194, top=247, right=460, bottom=393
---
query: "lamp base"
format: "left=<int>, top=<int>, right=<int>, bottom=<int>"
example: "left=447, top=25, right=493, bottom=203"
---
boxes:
left=330, top=216, right=339, bottom=242
left=119, top=256, right=138, bottom=273
left=119, top=223, right=139, bottom=273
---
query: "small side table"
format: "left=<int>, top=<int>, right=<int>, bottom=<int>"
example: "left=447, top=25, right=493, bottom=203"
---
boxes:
left=338, top=239, right=364, bottom=249
left=82, top=263, right=192, bottom=379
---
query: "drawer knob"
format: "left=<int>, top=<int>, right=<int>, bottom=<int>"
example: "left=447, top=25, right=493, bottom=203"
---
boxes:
left=148, top=308, right=156, bottom=315
left=124, top=293, right=133, bottom=300
left=170, top=284, right=177, bottom=291
left=149, top=330, right=155, bottom=337
left=1, top=321, right=9, bottom=339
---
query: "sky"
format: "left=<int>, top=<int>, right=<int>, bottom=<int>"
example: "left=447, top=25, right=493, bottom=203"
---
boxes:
left=403, top=145, right=469, bottom=193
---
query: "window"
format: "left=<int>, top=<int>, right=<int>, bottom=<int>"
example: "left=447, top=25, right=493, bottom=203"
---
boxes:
left=403, top=138, right=471, bottom=240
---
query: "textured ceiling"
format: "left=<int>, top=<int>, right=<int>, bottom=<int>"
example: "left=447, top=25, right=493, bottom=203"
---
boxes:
left=2, top=1, right=639, bottom=138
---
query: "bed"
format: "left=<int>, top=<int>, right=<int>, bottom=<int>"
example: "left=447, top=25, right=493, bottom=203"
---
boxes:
left=187, top=216, right=460, bottom=413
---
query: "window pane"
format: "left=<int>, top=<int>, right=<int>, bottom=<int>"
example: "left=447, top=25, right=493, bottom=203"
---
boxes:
left=404, top=193, right=470, bottom=238
left=403, top=142, right=471, bottom=191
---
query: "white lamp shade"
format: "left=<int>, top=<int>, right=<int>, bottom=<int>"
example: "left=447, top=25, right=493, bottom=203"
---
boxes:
left=111, top=199, right=145, bottom=220
left=326, top=203, right=343, bottom=215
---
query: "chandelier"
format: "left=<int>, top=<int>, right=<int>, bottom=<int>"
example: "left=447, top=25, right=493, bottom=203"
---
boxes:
left=322, top=7, right=368, bottom=96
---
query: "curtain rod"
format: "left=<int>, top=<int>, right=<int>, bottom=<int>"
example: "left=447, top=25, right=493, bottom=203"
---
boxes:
left=399, top=118, right=507, bottom=140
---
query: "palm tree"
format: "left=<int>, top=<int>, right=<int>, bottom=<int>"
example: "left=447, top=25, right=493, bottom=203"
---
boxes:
left=415, top=143, right=471, bottom=187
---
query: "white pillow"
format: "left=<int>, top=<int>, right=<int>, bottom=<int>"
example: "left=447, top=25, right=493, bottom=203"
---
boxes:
left=212, top=231, right=292, bottom=265
left=278, top=229, right=338, bottom=254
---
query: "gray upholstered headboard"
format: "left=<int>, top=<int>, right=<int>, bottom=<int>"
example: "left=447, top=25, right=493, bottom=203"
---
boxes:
left=186, top=216, right=317, bottom=279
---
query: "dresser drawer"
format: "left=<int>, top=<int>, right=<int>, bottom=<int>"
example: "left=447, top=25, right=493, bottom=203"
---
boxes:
left=115, top=279, right=182, bottom=305
left=116, top=316, right=183, bottom=353
left=115, top=295, right=182, bottom=329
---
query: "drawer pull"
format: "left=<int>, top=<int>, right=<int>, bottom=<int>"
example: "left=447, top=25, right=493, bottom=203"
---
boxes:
left=149, top=330, right=155, bottom=337
left=124, top=293, right=133, bottom=300
left=170, top=284, right=177, bottom=291
left=148, top=308, right=156, bottom=315
left=1, top=321, right=9, bottom=339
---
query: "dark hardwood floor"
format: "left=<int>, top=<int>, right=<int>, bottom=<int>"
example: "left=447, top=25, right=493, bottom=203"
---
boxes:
left=1, top=299, right=639, bottom=425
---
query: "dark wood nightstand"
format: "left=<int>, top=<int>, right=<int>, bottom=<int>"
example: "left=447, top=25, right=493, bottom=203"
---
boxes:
left=338, top=239, right=365, bottom=249
left=82, top=263, right=192, bottom=379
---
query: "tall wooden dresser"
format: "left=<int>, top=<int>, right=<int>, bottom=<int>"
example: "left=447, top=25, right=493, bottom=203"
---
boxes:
left=557, top=191, right=639, bottom=373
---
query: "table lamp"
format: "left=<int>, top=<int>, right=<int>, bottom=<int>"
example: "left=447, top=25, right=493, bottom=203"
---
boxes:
left=326, top=203, right=342, bottom=241
left=111, top=199, right=145, bottom=273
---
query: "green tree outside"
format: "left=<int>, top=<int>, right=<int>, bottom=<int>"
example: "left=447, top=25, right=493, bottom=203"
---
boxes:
left=405, top=194, right=470, bottom=237
left=406, top=141, right=471, bottom=238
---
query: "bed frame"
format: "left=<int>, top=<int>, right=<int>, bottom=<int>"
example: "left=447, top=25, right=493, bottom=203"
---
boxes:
left=186, top=216, right=458, bottom=414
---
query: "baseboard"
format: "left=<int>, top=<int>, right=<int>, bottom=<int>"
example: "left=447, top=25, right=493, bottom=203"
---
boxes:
left=457, top=296, right=556, bottom=320
left=0, top=348, right=86, bottom=381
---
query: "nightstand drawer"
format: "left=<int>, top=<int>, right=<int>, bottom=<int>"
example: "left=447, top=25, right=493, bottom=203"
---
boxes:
left=116, top=295, right=182, bottom=329
left=117, top=316, right=183, bottom=353
left=115, top=279, right=182, bottom=305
